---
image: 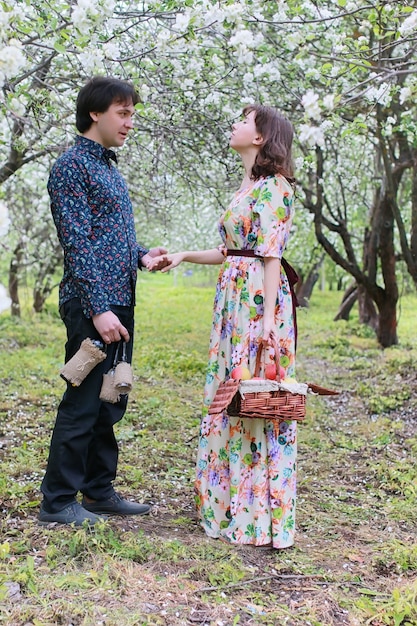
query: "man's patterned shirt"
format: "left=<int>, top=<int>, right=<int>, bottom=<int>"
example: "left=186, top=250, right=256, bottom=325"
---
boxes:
left=48, top=136, right=148, bottom=318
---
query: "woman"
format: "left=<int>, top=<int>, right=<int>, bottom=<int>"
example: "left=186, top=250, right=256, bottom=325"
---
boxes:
left=150, top=104, right=297, bottom=549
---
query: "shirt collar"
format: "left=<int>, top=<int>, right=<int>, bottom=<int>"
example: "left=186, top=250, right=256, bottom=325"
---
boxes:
left=75, top=135, right=118, bottom=164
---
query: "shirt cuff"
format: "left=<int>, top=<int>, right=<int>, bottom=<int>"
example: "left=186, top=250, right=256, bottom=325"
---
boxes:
left=82, top=296, right=111, bottom=319
left=138, top=245, right=150, bottom=270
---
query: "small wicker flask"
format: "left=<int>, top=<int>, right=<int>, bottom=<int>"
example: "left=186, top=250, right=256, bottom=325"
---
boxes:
left=60, top=338, right=106, bottom=387
left=99, top=340, right=133, bottom=404
left=113, top=341, right=133, bottom=393
left=99, top=368, right=120, bottom=404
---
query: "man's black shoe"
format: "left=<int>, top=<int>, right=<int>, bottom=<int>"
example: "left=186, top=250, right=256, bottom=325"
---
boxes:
left=82, top=492, right=151, bottom=516
left=38, top=502, right=105, bottom=526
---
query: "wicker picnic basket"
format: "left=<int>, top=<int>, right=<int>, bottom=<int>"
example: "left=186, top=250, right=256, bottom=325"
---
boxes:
left=208, top=341, right=338, bottom=422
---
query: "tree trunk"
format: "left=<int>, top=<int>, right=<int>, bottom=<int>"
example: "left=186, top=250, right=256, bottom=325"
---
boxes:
left=32, top=242, right=62, bottom=313
left=334, top=283, right=357, bottom=321
left=375, top=295, right=398, bottom=347
left=410, top=151, right=417, bottom=281
left=295, top=255, right=323, bottom=307
left=33, top=281, right=49, bottom=313
left=8, top=242, right=24, bottom=317
left=357, top=285, right=378, bottom=330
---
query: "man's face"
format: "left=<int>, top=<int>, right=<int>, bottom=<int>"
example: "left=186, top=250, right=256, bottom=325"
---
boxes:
left=90, top=99, right=135, bottom=149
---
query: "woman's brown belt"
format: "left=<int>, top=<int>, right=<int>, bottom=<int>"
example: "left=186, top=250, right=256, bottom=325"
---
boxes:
left=226, top=249, right=299, bottom=350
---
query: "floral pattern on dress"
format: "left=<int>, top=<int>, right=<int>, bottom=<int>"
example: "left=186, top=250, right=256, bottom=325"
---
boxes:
left=195, top=174, right=297, bottom=549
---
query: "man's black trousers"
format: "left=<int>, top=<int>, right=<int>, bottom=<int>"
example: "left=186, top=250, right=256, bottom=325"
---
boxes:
left=41, top=298, right=134, bottom=513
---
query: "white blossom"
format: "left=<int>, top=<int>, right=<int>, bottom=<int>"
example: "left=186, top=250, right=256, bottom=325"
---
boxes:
left=103, top=41, right=120, bottom=59
left=272, top=7, right=288, bottom=22
left=222, top=3, right=244, bottom=23
left=203, top=91, right=221, bottom=106
left=301, top=90, right=321, bottom=121
left=8, top=94, right=28, bottom=116
left=0, top=39, right=26, bottom=87
left=299, top=124, right=325, bottom=148
left=78, top=48, right=104, bottom=73
left=182, top=77, right=194, bottom=90
left=174, top=12, right=191, bottom=32
left=252, top=62, right=280, bottom=81
left=210, top=54, right=224, bottom=70
left=0, top=200, right=10, bottom=237
left=305, top=68, right=321, bottom=81
left=399, top=86, right=411, bottom=104
left=365, top=83, right=391, bottom=106
left=237, top=48, right=253, bottom=64
left=72, top=4, right=95, bottom=33
left=321, top=119, right=333, bottom=132
left=358, top=20, right=372, bottom=34
left=139, top=83, right=150, bottom=103
left=243, top=71, right=253, bottom=86
left=399, top=10, right=417, bottom=36
left=0, top=9, right=11, bottom=33
left=204, top=7, right=225, bottom=27
left=229, top=29, right=255, bottom=48
left=156, top=29, right=171, bottom=50
left=323, top=94, right=335, bottom=110
left=72, top=0, right=115, bottom=34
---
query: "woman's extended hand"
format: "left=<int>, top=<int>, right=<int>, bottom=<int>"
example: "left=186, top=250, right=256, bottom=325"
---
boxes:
left=147, top=251, right=185, bottom=272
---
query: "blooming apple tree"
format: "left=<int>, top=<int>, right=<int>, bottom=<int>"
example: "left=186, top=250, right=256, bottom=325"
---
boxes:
left=284, top=1, right=417, bottom=346
left=0, top=0, right=417, bottom=345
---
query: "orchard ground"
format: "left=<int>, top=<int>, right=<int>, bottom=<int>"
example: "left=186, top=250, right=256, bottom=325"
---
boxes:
left=0, top=272, right=416, bottom=626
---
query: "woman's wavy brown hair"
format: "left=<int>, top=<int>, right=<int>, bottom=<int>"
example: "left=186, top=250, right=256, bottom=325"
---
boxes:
left=243, top=104, right=295, bottom=184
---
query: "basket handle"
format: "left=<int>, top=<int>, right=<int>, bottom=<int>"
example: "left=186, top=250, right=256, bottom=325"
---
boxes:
left=254, top=339, right=281, bottom=381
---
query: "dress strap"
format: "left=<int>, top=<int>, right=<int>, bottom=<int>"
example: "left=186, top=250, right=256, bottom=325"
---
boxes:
left=226, top=249, right=256, bottom=257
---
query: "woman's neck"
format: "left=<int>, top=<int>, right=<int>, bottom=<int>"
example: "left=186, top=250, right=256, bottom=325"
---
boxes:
left=239, top=174, right=252, bottom=190
left=239, top=150, right=257, bottom=189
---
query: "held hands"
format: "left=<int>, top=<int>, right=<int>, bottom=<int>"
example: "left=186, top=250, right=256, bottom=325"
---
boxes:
left=141, top=247, right=170, bottom=271
left=92, top=311, right=130, bottom=345
left=147, top=251, right=185, bottom=273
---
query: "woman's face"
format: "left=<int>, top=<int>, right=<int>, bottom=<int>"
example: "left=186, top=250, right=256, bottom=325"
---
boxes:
left=229, top=110, right=261, bottom=152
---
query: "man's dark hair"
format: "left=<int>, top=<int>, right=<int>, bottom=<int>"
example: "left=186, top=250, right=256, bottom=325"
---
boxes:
left=76, top=76, right=140, bottom=133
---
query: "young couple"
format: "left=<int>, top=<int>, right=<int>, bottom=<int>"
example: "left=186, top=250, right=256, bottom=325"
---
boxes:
left=41, top=76, right=297, bottom=550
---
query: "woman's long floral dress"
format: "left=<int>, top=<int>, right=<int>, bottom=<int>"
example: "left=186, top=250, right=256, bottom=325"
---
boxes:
left=195, top=174, right=297, bottom=549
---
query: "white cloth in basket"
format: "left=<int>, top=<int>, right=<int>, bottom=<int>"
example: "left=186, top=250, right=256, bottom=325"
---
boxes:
left=238, top=379, right=309, bottom=397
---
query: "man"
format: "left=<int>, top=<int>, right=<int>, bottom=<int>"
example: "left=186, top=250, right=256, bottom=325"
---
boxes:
left=39, top=76, right=167, bottom=526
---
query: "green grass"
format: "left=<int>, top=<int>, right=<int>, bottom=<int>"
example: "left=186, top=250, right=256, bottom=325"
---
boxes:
left=1, top=277, right=417, bottom=625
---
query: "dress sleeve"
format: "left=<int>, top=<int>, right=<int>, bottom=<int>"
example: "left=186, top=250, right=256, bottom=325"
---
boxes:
left=251, top=176, right=294, bottom=259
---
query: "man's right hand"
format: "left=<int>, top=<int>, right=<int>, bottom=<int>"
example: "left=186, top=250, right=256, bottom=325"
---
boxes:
left=147, top=252, right=185, bottom=272
left=92, top=311, right=130, bottom=344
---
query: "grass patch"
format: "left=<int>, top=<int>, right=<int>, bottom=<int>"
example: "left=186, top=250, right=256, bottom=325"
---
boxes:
left=1, top=280, right=417, bottom=625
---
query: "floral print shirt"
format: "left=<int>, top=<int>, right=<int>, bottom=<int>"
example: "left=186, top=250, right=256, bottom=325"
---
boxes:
left=48, top=136, right=148, bottom=318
